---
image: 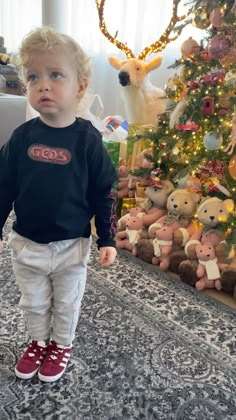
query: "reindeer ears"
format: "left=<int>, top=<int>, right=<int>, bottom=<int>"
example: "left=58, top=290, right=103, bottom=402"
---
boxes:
left=146, top=56, right=163, bottom=72
left=108, top=56, right=122, bottom=70
left=108, top=55, right=163, bottom=71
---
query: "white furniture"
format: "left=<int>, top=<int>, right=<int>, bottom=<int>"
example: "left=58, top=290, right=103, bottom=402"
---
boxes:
left=0, top=93, right=27, bottom=147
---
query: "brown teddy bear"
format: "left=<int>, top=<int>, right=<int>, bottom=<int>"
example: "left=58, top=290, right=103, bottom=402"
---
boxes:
left=179, top=196, right=235, bottom=288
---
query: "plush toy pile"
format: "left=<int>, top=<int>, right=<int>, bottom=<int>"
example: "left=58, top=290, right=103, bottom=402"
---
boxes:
left=116, top=171, right=236, bottom=298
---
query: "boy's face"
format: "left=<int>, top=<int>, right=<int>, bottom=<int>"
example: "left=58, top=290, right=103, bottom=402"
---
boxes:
left=25, top=48, right=87, bottom=127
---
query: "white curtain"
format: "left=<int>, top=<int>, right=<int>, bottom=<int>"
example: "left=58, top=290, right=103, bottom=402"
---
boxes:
left=0, top=0, right=204, bottom=117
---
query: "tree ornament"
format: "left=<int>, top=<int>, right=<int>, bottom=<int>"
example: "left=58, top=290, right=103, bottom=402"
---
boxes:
left=220, top=45, right=236, bottom=68
left=225, top=70, right=236, bottom=85
left=202, top=96, right=214, bottom=115
left=208, top=34, right=231, bottom=60
left=209, top=8, right=224, bottom=28
left=164, top=74, right=185, bottom=100
left=192, top=7, right=210, bottom=29
left=224, top=115, right=236, bottom=155
left=181, top=37, right=199, bottom=59
left=203, top=131, right=223, bottom=150
left=228, top=155, right=236, bottom=180
left=218, top=93, right=231, bottom=110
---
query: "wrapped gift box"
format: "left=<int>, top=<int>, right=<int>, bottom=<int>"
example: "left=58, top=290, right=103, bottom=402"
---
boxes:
left=126, top=124, right=154, bottom=169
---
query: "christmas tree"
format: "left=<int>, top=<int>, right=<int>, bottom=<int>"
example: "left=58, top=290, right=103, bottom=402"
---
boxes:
left=130, top=0, right=236, bottom=248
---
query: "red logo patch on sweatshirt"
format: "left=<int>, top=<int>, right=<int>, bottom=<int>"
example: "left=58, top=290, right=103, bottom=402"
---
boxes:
left=28, top=145, right=71, bottom=165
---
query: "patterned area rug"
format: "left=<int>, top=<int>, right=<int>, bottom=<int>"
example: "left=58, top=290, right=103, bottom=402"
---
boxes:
left=1, top=216, right=236, bottom=420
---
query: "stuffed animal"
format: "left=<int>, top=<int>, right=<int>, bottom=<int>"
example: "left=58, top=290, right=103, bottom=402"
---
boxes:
left=117, top=180, right=175, bottom=235
left=179, top=197, right=235, bottom=288
left=135, top=188, right=200, bottom=270
left=148, top=189, right=200, bottom=245
left=117, top=164, right=136, bottom=198
left=116, top=214, right=144, bottom=254
left=184, top=197, right=234, bottom=261
left=195, top=242, right=228, bottom=291
left=133, top=225, right=174, bottom=271
left=151, top=225, right=174, bottom=271
left=117, top=205, right=146, bottom=231
left=220, top=260, right=236, bottom=298
left=108, top=56, right=166, bottom=125
left=138, top=180, right=175, bottom=228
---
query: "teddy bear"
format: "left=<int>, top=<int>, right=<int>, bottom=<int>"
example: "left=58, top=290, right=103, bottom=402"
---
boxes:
left=117, top=164, right=136, bottom=198
left=116, top=179, right=175, bottom=237
left=135, top=188, right=201, bottom=270
left=195, top=242, right=228, bottom=291
left=184, top=197, right=235, bottom=260
left=117, top=205, right=146, bottom=231
left=178, top=196, right=235, bottom=288
left=220, top=259, right=236, bottom=298
left=151, top=225, right=174, bottom=271
left=116, top=214, right=144, bottom=255
left=140, top=180, right=175, bottom=228
left=133, top=225, right=174, bottom=271
left=148, top=188, right=200, bottom=245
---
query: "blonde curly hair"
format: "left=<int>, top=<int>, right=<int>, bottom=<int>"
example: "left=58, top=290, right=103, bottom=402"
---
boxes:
left=14, top=26, right=91, bottom=85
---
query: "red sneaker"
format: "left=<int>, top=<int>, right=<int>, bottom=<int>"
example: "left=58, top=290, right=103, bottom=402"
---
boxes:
left=15, top=340, right=48, bottom=379
left=38, top=341, right=72, bottom=382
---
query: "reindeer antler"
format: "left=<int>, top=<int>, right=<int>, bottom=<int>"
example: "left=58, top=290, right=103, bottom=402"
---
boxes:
left=95, top=0, right=135, bottom=58
left=96, top=0, right=192, bottom=60
left=138, top=0, right=191, bottom=59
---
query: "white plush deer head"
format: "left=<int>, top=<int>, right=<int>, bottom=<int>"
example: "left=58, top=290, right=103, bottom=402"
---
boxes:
left=108, top=56, right=165, bottom=124
left=95, top=0, right=190, bottom=125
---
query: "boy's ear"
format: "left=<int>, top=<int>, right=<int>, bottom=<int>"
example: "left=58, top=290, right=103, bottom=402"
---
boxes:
left=77, top=78, right=88, bottom=98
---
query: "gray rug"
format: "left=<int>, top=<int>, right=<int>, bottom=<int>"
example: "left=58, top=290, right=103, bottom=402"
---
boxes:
left=1, top=215, right=236, bottom=420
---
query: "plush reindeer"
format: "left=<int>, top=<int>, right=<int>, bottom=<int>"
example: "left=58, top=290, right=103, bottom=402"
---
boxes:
left=95, top=0, right=190, bottom=125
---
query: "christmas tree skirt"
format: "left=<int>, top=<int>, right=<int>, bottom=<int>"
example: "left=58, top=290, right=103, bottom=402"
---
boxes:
left=1, top=216, right=236, bottom=419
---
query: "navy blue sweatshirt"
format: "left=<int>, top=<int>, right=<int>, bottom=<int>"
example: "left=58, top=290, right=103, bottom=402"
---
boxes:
left=0, top=117, right=118, bottom=248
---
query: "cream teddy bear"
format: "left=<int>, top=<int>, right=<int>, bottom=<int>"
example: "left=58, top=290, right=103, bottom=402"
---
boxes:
left=148, top=188, right=200, bottom=246
left=179, top=197, right=235, bottom=288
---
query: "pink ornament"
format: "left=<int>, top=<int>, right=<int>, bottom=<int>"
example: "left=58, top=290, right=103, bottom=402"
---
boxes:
left=209, top=8, right=224, bottom=28
left=181, top=37, right=199, bottom=59
left=208, top=34, right=231, bottom=60
left=220, top=45, right=236, bottom=68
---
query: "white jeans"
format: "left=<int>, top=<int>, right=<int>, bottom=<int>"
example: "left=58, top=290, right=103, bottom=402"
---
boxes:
left=8, top=230, right=92, bottom=346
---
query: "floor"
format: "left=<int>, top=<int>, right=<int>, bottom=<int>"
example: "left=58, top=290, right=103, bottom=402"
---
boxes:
left=203, top=289, right=236, bottom=310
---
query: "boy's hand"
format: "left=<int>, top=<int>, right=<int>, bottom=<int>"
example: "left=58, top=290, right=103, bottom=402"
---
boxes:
left=0, top=240, right=3, bottom=253
left=98, top=246, right=117, bottom=267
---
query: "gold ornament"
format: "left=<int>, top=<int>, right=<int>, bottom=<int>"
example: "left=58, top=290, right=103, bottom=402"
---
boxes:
left=228, top=155, right=236, bottom=180
left=219, top=93, right=231, bottom=109
left=192, top=7, right=210, bottom=29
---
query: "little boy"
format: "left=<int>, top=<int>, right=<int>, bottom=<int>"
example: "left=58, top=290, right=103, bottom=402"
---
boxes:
left=0, top=26, right=117, bottom=382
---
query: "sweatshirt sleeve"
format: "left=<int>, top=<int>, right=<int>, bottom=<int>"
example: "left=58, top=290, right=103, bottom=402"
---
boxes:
left=0, top=135, right=18, bottom=239
left=87, top=129, right=118, bottom=249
